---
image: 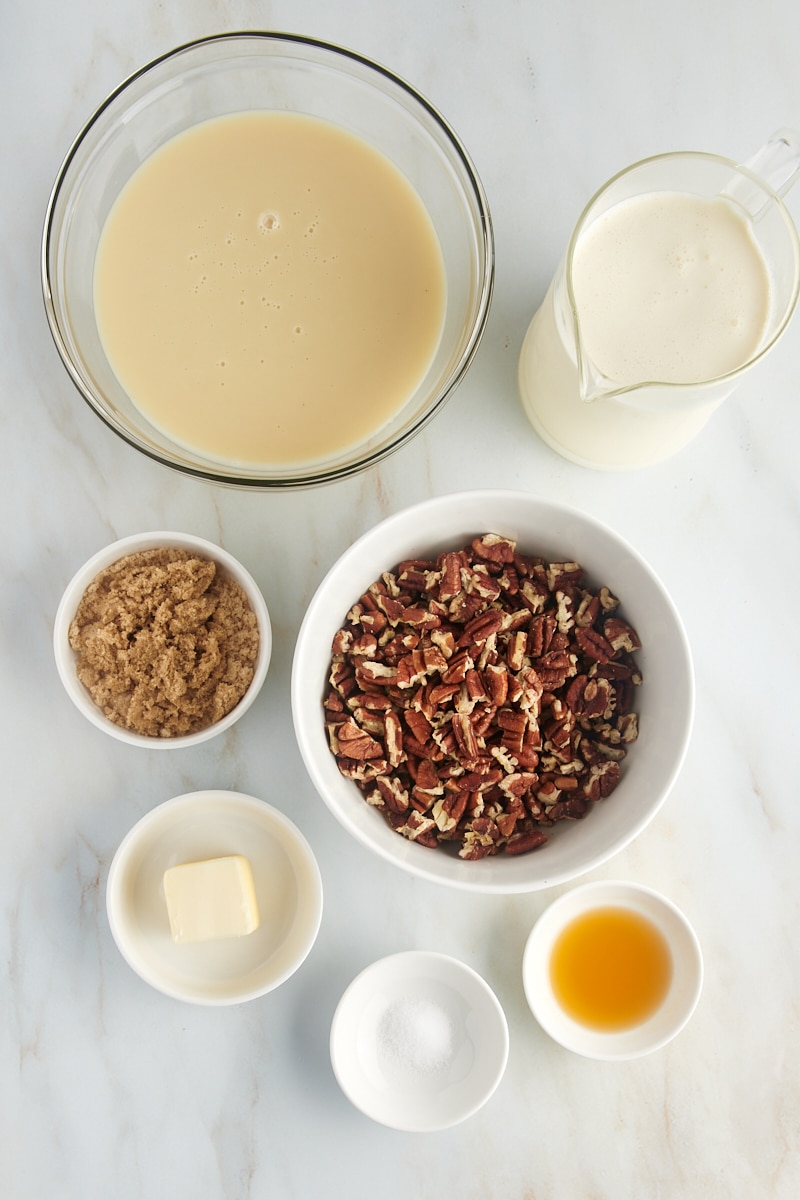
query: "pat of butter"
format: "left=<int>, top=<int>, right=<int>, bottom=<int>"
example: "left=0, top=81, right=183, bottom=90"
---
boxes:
left=163, top=855, right=260, bottom=944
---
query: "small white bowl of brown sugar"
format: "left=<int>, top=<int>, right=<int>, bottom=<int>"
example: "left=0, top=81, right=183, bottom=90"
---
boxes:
left=54, top=532, right=271, bottom=747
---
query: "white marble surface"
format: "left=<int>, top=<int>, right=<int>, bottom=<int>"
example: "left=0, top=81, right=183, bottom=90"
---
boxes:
left=3, top=1, right=800, bottom=1196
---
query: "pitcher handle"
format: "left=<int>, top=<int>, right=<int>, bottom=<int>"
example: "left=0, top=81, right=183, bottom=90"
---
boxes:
left=726, top=128, right=800, bottom=219
left=741, top=127, right=800, bottom=199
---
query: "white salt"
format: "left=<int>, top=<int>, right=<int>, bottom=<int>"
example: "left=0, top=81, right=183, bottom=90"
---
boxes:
left=376, top=994, right=455, bottom=1077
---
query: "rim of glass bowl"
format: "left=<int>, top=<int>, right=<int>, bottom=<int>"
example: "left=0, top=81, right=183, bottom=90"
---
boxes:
left=41, top=30, right=495, bottom=489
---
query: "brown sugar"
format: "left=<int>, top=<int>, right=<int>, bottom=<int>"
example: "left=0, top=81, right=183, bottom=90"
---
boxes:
left=68, top=547, right=260, bottom=737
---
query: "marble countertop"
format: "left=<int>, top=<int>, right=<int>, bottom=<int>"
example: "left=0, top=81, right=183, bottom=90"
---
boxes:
left=3, top=1, right=800, bottom=1196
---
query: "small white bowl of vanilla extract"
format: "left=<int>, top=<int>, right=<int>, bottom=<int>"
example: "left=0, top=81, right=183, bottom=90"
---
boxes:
left=522, top=880, right=703, bottom=1060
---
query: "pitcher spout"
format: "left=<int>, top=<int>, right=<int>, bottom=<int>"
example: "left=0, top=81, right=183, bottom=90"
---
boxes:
left=575, top=330, right=621, bottom=405
left=569, top=281, right=633, bottom=405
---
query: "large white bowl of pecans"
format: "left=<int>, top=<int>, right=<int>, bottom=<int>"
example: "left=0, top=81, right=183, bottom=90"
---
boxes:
left=291, top=490, right=693, bottom=893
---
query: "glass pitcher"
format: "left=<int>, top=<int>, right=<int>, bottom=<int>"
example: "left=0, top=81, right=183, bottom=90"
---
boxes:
left=518, top=130, right=800, bottom=469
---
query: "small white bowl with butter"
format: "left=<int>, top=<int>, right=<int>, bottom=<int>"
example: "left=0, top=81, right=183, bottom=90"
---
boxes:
left=107, top=791, right=323, bottom=1004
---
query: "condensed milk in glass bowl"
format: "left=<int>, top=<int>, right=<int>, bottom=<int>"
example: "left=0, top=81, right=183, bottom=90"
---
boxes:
left=42, top=33, right=494, bottom=488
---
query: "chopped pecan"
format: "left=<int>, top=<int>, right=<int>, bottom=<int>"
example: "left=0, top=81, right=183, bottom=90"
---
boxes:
left=453, top=712, right=480, bottom=759
left=583, top=760, right=622, bottom=800
left=394, top=810, right=438, bottom=845
left=331, top=628, right=354, bottom=655
left=432, top=788, right=469, bottom=833
left=528, top=613, right=557, bottom=657
left=436, top=551, right=464, bottom=601
left=401, top=606, right=441, bottom=631
left=546, top=562, right=583, bottom=591
left=404, top=708, right=432, bottom=745
left=358, top=610, right=388, bottom=635
left=574, top=627, right=614, bottom=664
left=471, top=534, right=516, bottom=564
left=504, top=828, right=549, bottom=855
left=441, top=647, right=472, bottom=684
left=384, top=709, right=404, bottom=767
left=374, top=775, right=410, bottom=814
left=335, top=718, right=383, bottom=761
left=531, top=651, right=573, bottom=690
left=565, top=674, right=613, bottom=719
left=336, top=757, right=390, bottom=782
left=616, top=712, right=639, bottom=743
left=555, top=591, right=575, bottom=633
left=485, top=662, right=509, bottom=706
left=547, top=794, right=589, bottom=820
left=603, top=617, right=642, bottom=653
left=506, top=630, right=528, bottom=671
left=574, top=592, right=600, bottom=628
left=458, top=817, right=502, bottom=859
left=464, top=669, right=487, bottom=702
left=355, top=660, right=399, bottom=687
left=598, top=586, right=620, bottom=612
left=458, top=608, right=504, bottom=648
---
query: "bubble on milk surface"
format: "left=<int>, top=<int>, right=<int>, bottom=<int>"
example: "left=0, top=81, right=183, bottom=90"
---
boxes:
left=258, top=211, right=280, bottom=234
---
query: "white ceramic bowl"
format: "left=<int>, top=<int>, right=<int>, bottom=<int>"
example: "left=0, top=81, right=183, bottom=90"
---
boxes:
left=330, top=951, right=509, bottom=1131
left=106, top=791, right=323, bottom=1005
left=54, top=531, right=271, bottom=747
left=292, top=489, right=694, bottom=893
left=522, top=879, right=703, bottom=1059
left=42, top=32, right=493, bottom=488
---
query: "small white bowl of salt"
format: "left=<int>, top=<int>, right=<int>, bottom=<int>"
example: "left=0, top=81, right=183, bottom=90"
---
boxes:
left=330, top=950, right=509, bottom=1131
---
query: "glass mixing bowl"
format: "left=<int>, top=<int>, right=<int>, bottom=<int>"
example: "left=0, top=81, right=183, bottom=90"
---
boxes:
left=42, top=32, right=494, bottom=488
